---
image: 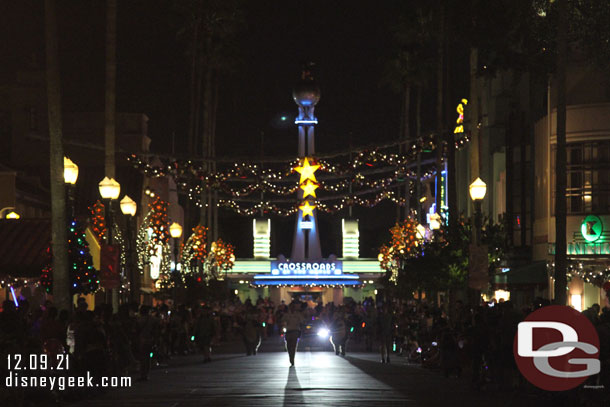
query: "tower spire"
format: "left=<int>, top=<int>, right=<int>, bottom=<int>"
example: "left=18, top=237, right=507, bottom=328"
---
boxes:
left=291, top=65, right=322, bottom=260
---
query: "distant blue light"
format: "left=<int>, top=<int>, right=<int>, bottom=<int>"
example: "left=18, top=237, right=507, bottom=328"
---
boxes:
left=281, top=116, right=287, bottom=121
left=253, top=279, right=361, bottom=286
left=10, top=286, right=18, bottom=307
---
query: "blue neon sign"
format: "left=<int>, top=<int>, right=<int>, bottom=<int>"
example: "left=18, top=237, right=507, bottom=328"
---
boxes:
left=269, top=260, right=343, bottom=276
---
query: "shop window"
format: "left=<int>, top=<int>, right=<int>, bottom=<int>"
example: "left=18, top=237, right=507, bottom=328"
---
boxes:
left=552, top=140, right=610, bottom=215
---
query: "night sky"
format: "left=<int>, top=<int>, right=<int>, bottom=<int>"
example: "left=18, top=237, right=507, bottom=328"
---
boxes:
left=2, top=0, right=431, bottom=258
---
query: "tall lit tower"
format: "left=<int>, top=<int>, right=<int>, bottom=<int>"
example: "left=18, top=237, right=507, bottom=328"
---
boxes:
left=291, top=65, right=322, bottom=260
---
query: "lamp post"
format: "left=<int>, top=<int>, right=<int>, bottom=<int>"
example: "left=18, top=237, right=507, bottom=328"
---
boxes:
left=99, top=176, right=120, bottom=310
left=469, top=177, right=487, bottom=245
left=63, top=157, right=79, bottom=217
left=120, top=195, right=137, bottom=304
left=169, top=222, right=182, bottom=305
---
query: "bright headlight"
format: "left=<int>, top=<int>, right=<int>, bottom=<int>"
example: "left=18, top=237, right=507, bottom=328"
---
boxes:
left=317, top=328, right=330, bottom=338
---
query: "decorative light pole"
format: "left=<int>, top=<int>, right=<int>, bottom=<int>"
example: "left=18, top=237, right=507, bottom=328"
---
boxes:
left=120, top=195, right=137, bottom=303
left=469, top=177, right=487, bottom=245
left=99, top=176, right=120, bottom=309
left=169, top=221, right=183, bottom=304
left=63, top=157, right=79, bottom=217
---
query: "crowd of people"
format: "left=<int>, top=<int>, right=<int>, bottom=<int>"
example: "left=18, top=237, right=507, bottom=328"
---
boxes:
left=1, top=293, right=609, bottom=403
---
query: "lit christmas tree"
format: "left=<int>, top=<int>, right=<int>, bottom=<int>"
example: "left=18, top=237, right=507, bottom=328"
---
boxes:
left=40, top=219, right=99, bottom=295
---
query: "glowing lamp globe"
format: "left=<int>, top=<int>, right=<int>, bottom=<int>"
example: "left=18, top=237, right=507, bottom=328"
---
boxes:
left=429, top=213, right=441, bottom=230
left=377, top=253, right=384, bottom=262
left=98, top=177, right=120, bottom=200
left=169, top=222, right=183, bottom=239
left=416, top=224, right=426, bottom=240
left=120, top=195, right=137, bottom=216
left=469, top=178, right=487, bottom=201
left=6, top=211, right=20, bottom=220
left=63, top=157, right=79, bottom=184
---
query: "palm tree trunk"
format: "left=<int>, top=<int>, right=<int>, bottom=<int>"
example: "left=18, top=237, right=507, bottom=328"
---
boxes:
left=416, top=86, right=422, bottom=223
left=187, top=18, right=199, bottom=155
left=403, top=83, right=411, bottom=220
left=201, top=60, right=212, bottom=229
left=45, top=0, right=70, bottom=313
left=554, top=0, right=568, bottom=305
left=104, top=0, right=116, bottom=179
left=212, top=80, right=219, bottom=241
left=435, top=6, right=444, bottom=214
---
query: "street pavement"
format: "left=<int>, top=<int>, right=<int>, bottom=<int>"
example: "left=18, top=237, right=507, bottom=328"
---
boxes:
left=69, top=337, right=552, bottom=407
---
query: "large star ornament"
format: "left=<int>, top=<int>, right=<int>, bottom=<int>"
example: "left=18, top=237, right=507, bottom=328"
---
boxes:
left=294, top=157, right=320, bottom=184
left=299, top=201, right=316, bottom=218
left=300, top=179, right=319, bottom=198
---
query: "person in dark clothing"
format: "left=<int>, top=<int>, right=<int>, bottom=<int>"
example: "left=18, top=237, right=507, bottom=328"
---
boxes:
left=377, top=305, right=393, bottom=363
left=194, top=307, right=216, bottom=362
left=137, top=306, right=160, bottom=380
left=242, top=312, right=261, bottom=356
left=282, top=302, right=304, bottom=367
left=440, top=328, right=461, bottom=378
left=331, top=310, right=348, bottom=356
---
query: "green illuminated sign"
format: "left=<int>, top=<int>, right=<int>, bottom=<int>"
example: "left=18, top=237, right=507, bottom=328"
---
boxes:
left=581, top=215, right=603, bottom=242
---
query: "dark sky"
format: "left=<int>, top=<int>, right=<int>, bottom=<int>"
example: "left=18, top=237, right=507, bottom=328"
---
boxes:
left=2, top=0, right=435, bottom=258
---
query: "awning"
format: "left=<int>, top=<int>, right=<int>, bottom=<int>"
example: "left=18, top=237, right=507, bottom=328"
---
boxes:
left=494, top=261, right=548, bottom=289
left=0, top=219, right=51, bottom=278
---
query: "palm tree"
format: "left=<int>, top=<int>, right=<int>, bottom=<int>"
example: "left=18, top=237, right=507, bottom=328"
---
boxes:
left=105, top=0, right=116, bottom=179
left=45, top=0, right=70, bottom=312
left=554, top=0, right=568, bottom=305
left=174, top=0, right=244, bottom=237
left=383, top=6, right=435, bottom=221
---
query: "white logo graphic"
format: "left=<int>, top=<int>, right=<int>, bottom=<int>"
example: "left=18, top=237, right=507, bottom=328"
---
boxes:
left=517, top=321, right=600, bottom=378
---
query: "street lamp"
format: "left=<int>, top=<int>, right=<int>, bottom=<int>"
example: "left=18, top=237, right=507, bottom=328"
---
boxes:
left=469, top=177, right=487, bottom=245
left=120, top=195, right=137, bottom=303
left=99, top=177, right=121, bottom=200
left=99, top=176, right=120, bottom=309
left=169, top=222, right=182, bottom=305
left=5, top=211, right=20, bottom=219
left=64, top=157, right=79, bottom=217
left=63, top=157, right=79, bottom=185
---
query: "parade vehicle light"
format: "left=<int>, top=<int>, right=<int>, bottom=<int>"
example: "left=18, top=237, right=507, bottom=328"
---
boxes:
left=294, top=119, right=318, bottom=125
left=317, top=328, right=330, bottom=338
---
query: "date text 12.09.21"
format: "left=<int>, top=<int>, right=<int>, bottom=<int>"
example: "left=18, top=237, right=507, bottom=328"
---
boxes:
left=7, top=354, right=70, bottom=371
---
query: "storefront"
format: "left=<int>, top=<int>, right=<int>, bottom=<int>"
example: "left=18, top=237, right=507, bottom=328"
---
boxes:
left=547, top=214, right=610, bottom=310
left=228, top=259, right=383, bottom=305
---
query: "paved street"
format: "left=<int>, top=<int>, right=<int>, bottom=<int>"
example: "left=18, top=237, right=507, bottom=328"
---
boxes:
left=70, top=339, right=548, bottom=407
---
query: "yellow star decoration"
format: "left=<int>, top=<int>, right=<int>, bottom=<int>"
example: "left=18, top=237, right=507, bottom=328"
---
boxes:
left=300, top=179, right=319, bottom=198
left=299, top=201, right=316, bottom=218
left=294, top=157, right=320, bottom=184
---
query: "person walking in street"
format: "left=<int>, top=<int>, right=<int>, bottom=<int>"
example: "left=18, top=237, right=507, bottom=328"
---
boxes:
left=378, top=304, right=393, bottom=363
left=137, top=306, right=160, bottom=381
left=194, top=306, right=216, bottom=363
left=330, top=309, right=348, bottom=356
left=242, top=311, right=261, bottom=356
left=282, top=301, right=304, bottom=367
